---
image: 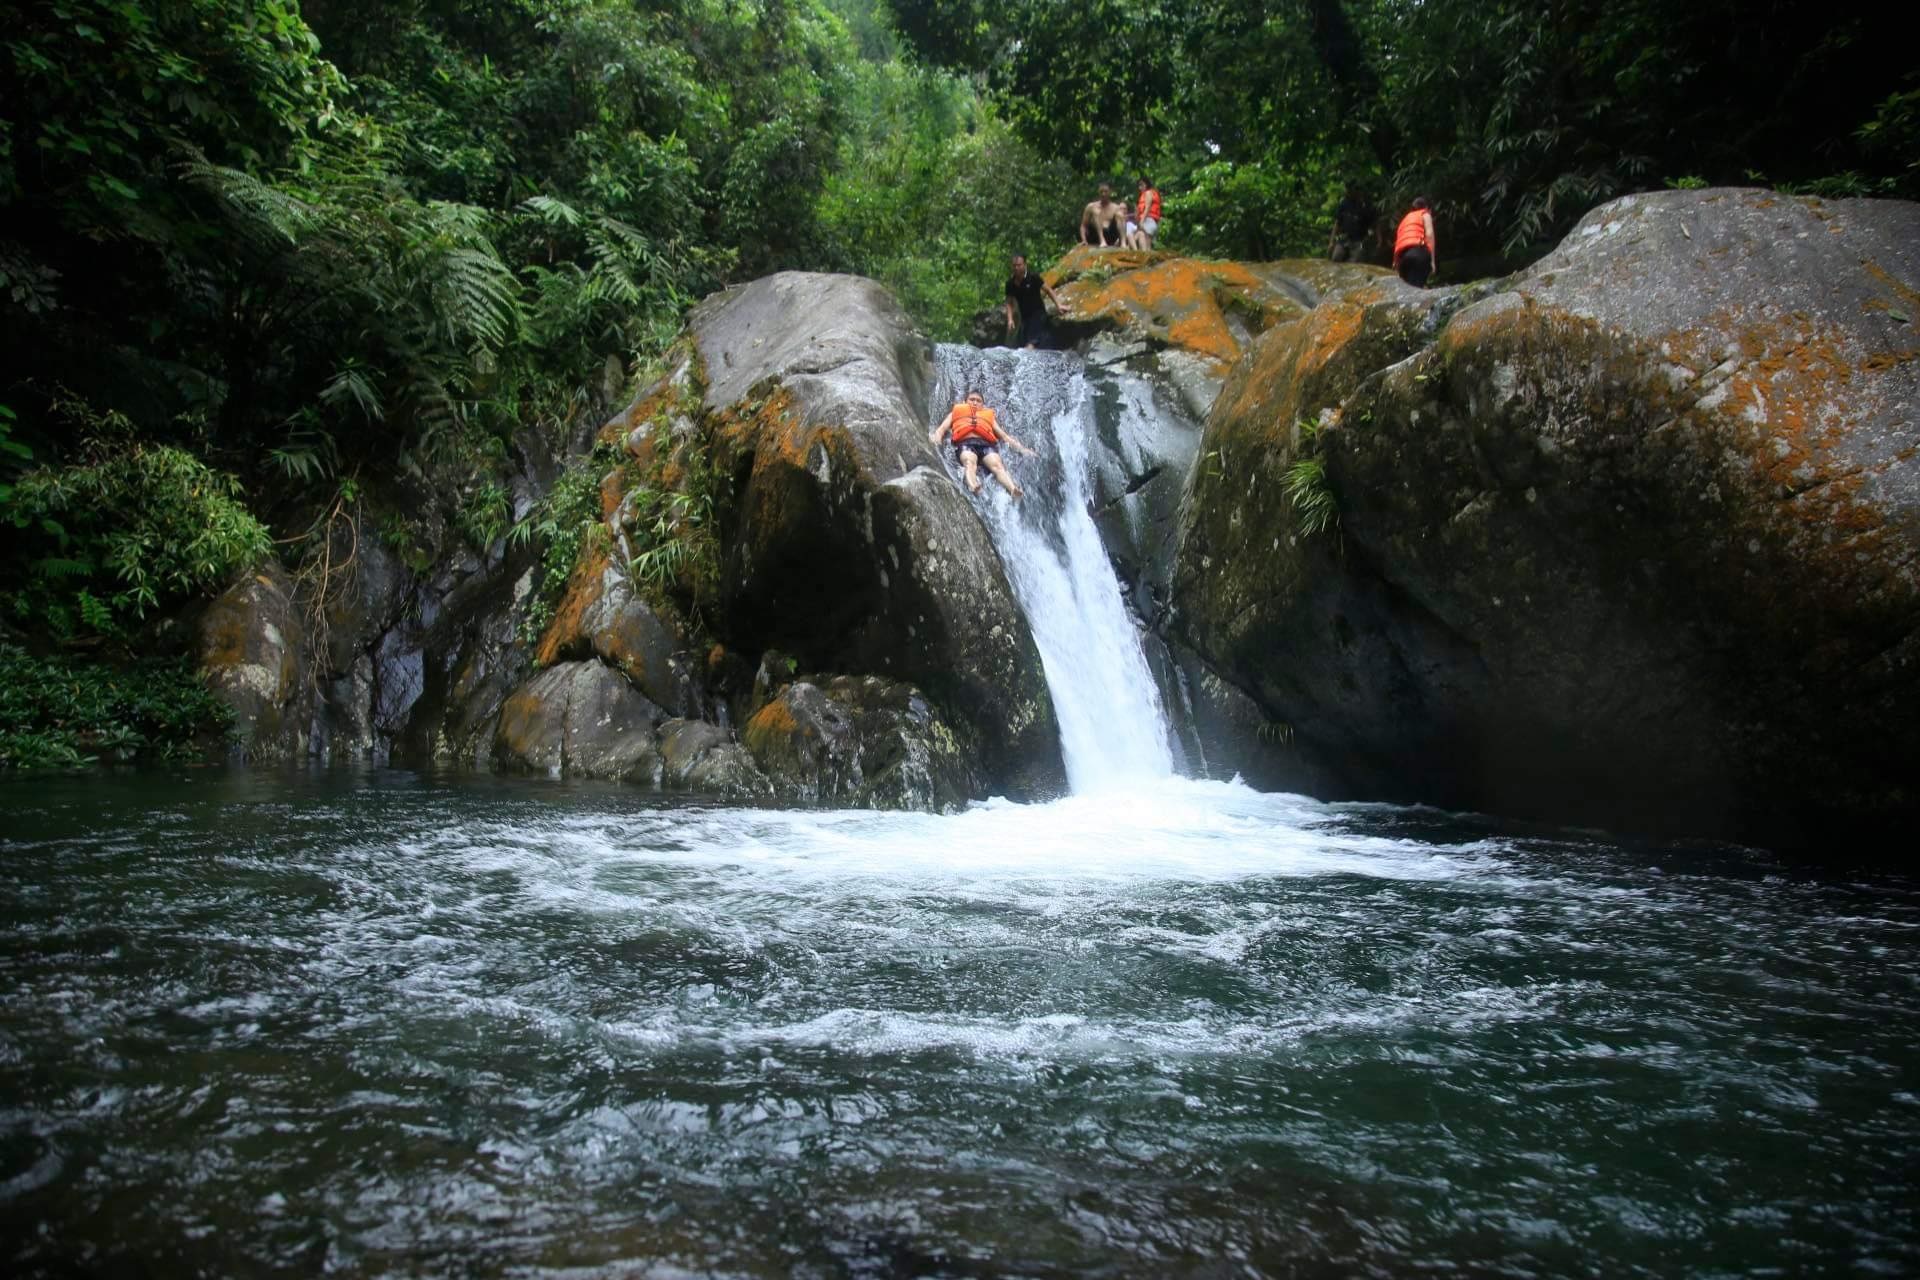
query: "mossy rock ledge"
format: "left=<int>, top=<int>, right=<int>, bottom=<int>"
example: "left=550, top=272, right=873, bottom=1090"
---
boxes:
left=1171, top=188, right=1920, bottom=851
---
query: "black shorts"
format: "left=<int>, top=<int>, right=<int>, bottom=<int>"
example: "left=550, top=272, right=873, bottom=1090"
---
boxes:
left=954, top=438, right=999, bottom=461
left=1397, top=245, right=1432, bottom=288
left=1018, top=309, right=1054, bottom=349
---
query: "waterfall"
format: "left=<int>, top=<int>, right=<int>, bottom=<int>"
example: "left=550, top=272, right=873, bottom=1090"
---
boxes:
left=931, top=345, right=1174, bottom=792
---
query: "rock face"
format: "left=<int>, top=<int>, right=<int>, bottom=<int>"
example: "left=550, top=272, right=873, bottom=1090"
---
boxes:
left=1172, top=189, right=1920, bottom=848
left=743, top=675, right=974, bottom=810
left=196, top=564, right=305, bottom=759
left=1048, top=246, right=1383, bottom=420
left=686, top=272, right=1064, bottom=800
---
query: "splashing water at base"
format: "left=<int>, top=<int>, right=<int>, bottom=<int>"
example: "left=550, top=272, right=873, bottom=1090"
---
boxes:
left=4, top=768, right=1919, bottom=1278
left=932, top=346, right=1173, bottom=792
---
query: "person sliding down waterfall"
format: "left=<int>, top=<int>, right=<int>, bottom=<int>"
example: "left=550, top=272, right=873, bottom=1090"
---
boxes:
left=929, top=389, right=1038, bottom=499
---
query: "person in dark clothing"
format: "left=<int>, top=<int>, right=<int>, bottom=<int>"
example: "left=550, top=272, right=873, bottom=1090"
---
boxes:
left=1004, top=254, right=1066, bottom=349
left=1328, top=184, right=1377, bottom=262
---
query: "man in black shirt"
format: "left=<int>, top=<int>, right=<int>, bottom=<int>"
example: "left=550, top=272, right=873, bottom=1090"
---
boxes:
left=1003, top=254, right=1067, bottom=350
left=1328, top=184, right=1378, bottom=262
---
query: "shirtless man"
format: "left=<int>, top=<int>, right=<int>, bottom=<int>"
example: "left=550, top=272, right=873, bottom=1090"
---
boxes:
left=929, top=389, right=1038, bottom=498
left=1079, top=183, right=1126, bottom=248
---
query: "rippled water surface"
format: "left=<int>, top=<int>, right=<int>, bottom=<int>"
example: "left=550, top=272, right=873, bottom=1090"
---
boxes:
left=2, top=769, right=1917, bottom=1278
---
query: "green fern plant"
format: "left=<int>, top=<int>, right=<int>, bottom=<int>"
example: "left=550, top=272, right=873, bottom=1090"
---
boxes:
left=1283, top=415, right=1340, bottom=539
left=183, top=153, right=523, bottom=469
left=511, top=446, right=616, bottom=646
left=627, top=489, right=714, bottom=590
left=1284, top=455, right=1339, bottom=537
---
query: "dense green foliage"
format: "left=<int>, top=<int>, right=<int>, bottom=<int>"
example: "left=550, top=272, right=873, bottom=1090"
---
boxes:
left=0, top=643, right=235, bottom=767
left=3, top=400, right=272, bottom=639
left=816, top=55, right=1080, bottom=339
left=884, top=0, right=1914, bottom=260
left=0, top=0, right=1908, bottom=764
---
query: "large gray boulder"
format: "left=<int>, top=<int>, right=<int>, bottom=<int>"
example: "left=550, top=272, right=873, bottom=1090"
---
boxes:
left=686, top=272, right=1064, bottom=799
left=493, top=660, right=663, bottom=780
left=742, top=674, right=975, bottom=811
left=1172, top=189, right=1920, bottom=849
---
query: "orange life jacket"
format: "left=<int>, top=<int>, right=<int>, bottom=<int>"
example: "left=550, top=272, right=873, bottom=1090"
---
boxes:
left=951, top=402, right=999, bottom=444
left=1394, top=208, right=1430, bottom=254
left=1137, top=187, right=1162, bottom=221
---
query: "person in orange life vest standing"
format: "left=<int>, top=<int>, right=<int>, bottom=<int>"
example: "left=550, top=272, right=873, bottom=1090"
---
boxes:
left=929, top=389, right=1039, bottom=499
left=1393, top=196, right=1437, bottom=287
left=1004, top=254, right=1066, bottom=350
left=1130, top=178, right=1162, bottom=249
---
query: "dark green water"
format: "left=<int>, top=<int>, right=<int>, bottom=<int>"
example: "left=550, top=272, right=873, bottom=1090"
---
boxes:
left=2, top=768, right=1916, bottom=1278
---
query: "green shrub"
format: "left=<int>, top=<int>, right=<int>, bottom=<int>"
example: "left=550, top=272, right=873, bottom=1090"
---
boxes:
left=1, top=406, right=272, bottom=639
left=0, top=645, right=234, bottom=768
left=1171, top=157, right=1344, bottom=261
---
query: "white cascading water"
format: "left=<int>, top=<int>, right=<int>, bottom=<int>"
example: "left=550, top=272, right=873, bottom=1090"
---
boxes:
left=931, top=345, right=1173, bottom=792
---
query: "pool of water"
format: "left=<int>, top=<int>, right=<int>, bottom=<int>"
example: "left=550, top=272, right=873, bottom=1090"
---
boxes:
left=2, top=768, right=1916, bottom=1277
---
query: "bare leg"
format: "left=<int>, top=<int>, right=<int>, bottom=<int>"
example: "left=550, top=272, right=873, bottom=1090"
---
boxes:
left=961, top=449, right=983, bottom=494
left=983, top=453, right=1024, bottom=499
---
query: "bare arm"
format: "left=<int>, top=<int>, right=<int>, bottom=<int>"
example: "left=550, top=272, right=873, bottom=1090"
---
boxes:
left=929, top=410, right=955, bottom=448
left=996, top=427, right=1038, bottom=457
left=1042, top=282, right=1065, bottom=313
left=1079, top=203, right=1094, bottom=244
left=1424, top=213, right=1437, bottom=272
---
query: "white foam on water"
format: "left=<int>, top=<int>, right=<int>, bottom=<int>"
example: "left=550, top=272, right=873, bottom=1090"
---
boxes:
left=441, top=776, right=1489, bottom=905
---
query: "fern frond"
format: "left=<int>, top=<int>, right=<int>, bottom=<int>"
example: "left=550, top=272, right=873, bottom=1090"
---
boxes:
left=320, top=366, right=385, bottom=422
left=33, top=556, right=95, bottom=580
left=520, top=195, right=587, bottom=229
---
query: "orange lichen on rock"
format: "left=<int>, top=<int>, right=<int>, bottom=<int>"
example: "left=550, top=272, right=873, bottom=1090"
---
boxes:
left=1862, top=261, right=1920, bottom=319
left=711, top=386, right=801, bottom=456
left=742, top=696, right=802, bottom=755
left=1048, top=245, right=1159, bottom=283
left=1208, top=282, right=1410, bottom=440
left=534, top=543, right=611, bottom=667
left=1702, top=311, right=1860, bottom=489
left=598, top=466, right=628, bottom=522
left=1054, top=256, right=1301, bottom=368
left=598, top=376, right=679, bottom=449
left=1293, top=297, right=1368, bottom=383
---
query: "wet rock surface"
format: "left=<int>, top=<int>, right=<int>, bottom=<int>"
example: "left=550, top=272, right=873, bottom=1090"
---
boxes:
left=494, top=660, right=663, bottom=781
left=743, top=674, right=975, bottom=811
left=657, top=718, right=772, bottom=798
left=196, top=564, right=306, bottom=760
